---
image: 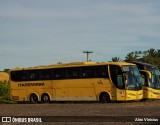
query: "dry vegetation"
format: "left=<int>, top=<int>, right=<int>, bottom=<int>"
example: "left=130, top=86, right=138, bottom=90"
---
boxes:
left=0, top=72, right=9, bottom=82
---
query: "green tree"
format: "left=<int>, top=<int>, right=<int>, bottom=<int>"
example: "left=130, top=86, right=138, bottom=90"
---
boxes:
left=112, top=57, right=122, bottom=62
left=0, top=82, right=9, bottom=100
left=125, top=52, right=139, bottom=61
left=156, top=49, right=160, bottom=57
left=3, top=69, right=10, bottom=74
left=125, top=48, right=160, bottom=69
left=147, top=48, right=156, bottom=57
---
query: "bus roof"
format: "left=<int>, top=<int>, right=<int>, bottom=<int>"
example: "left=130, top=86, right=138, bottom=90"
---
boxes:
left=10, top=61, right=136, bottom=71
left=126, top=61, right=156, bottom=70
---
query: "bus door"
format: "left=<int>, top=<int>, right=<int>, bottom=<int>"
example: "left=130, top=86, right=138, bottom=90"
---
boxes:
left=139, top=71, right=149, bottom=98
left=109, top=65, right=126, bottom=101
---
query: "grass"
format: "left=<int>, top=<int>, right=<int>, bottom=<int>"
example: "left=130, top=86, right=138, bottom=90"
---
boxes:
left=0, top=97, right=16, bottom=104
left=0, top=81, right=16, bottom=104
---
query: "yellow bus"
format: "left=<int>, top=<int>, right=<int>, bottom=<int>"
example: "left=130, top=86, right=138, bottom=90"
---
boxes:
left=128, top=61, right=160, bottom=100
left=10, top=62, right=143, bottom=103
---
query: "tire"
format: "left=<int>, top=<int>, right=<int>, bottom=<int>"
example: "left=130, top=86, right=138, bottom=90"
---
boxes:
left=30, top=93, right=38, bottom=104
left=41, top=94, right=50, bottom=103
left=141, top=98, right=147, bottom=101
left=99, top=92, right=110, bottom=103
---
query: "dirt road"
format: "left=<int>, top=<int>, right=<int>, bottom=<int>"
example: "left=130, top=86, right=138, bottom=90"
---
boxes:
left=0, top=100, right=160, bottom=125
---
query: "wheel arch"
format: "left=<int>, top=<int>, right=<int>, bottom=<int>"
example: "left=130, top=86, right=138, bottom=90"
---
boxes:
left=40, top=92, right=51, bottom=101
left=29, top=92, right=40, bottom=101
left=98, top=91, right=112, bottom=102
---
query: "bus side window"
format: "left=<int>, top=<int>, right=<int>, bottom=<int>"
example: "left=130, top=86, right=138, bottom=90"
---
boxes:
left=11, top=71, right=19, bottom=81
left=82, top=67, right=93, bottom=78
left=54, top=69, right=65, bottom=79
left=30, top=73, right=36, bottom=79
left=66, top=68, right=79, bottom=78
left=45, top=69, right=51, bottom=79
left=94, top=66, right=109, bottom=78
left=39, top=70, right=44, bottom=80
left=21, top=71, right=29, bottom=81
left=38, top=69, right=51, bottom=80
left=72, top=70, right=78, bottom=77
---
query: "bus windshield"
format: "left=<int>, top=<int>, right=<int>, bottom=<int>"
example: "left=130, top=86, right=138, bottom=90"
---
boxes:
left=122, top=66, right=142, bottom=90
left=149, top=68, right=160, bottom=89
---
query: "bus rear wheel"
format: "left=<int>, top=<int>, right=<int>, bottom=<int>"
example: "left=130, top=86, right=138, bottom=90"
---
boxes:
left=99, top=92, right=110, bottom=103
left=30, top=93, right=38, bottom=104
left=41, top=94, right=50, bottom=103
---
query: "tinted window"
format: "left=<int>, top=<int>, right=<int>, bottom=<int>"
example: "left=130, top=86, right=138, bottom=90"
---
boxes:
left=11, top=71, right=19, bottom=81
left=94, top=66, right=109, bottom=78
left=66, top=68, right=79, bottom=78
left=53, top=68, right=65, bottom=79
left=39, top=69, right=52, bottom=80
left=10, top=65, right=109, bottom=81
left=81, top=67, right=94, bottom=78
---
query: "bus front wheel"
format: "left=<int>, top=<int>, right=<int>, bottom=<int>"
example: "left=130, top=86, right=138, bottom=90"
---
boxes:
left=41, top=94, right=50, bottom=103
left=30, top=93, right=38, bottom=104
left=99, top=92, right=110, bottom=103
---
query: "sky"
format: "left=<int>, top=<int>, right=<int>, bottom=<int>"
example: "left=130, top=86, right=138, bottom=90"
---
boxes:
left=0, top=0, right=160, bottom=70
